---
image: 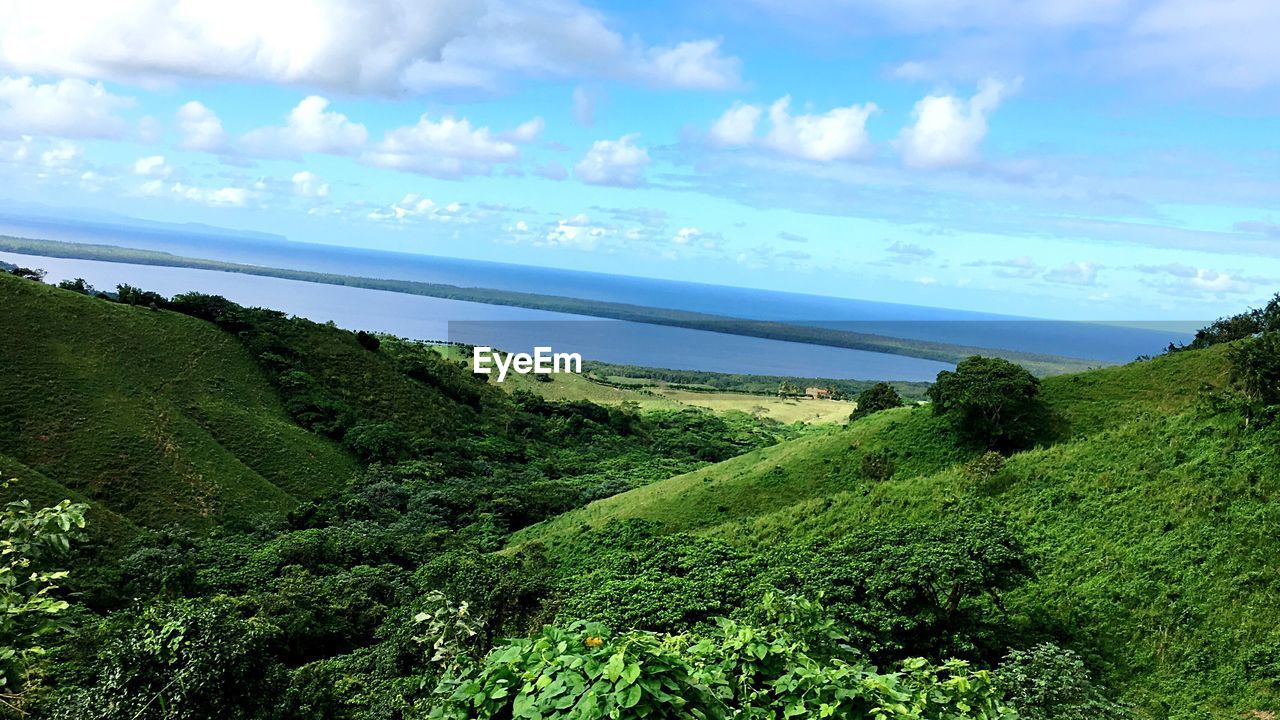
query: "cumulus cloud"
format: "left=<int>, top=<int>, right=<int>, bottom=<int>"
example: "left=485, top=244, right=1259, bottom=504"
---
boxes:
left=366, top=193, right=468, bottom=224
left=242, top=96, right=368, bottom=157
left=133, top=155, right=171, bottom=177
left=765, top=96, right=879, bottom=161
left=176, top=101, right=226, bottom=152
left=362, top=114, right=527, bottom=178
left=708, top=96, right=878, bottom=161
left=500, top=116, right=545, bottom=143
left=709, top=102, right=763, bottom=146
left=673, top=227, right=701, bottom=245
left=777, top=231, right=809, bottom=243
left=1043, top=260, right=1100, bottom=285
left=898, top=78, right=1017, bottom=169
left=574, top=134, right=650, bottom=187
left=0, top=1, right=740, bottom=95
left=1135, top=262, right=1265, bottom=296
left=291, top=170, right=330, bottom=198
left=39, top=141, right=80, bottom=168
left=0, top=76, right=132, bottom=139
left=639, top=40, right=740, bottom=90
left=544, top=213, right=606, bottom=250
left=142, top=179, right=253, bottom=207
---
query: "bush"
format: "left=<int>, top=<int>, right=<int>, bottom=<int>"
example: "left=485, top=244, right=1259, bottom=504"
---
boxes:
left=50, top=598, right=285, bottom=720
left=0, top=485, right=88, bottom=711
left=423, top=594, right=1016, bottom=720
left=851, top=382, right=904, bottom=421
left=859, top=448, right=896, bottom=482
left=996, top=643, right=1134, bottom=720
left=927, top=356, right=1045, bottom=450
left=1228, top=331, right=1280, bottom=407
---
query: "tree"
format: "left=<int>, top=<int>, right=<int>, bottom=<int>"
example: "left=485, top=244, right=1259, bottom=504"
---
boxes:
left=1228, top=331, right=1280, bottom=407
left=8, top=267, right=45, bottom=282
left=55, top=278, right=95, bottom=296
left=355, top=330, right=381, bottom=351
left=927, top=356, right=1044, bottom=450
left=0, top=481, right=88, bottom=715
left=850, top=382, right=904, bottom=421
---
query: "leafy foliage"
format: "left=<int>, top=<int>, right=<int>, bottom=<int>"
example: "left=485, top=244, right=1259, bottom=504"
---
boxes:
left=424, top=595, right=1015, bottom=720
left=995, top=643, right=1133, bottom=720
left=851, top=382, right=905, bottom=421
left=1227, top=331, right=1280, bottom=407
left=927, top=357, right=1045, bottom=450
left=0, top=483, right=87, bottom=713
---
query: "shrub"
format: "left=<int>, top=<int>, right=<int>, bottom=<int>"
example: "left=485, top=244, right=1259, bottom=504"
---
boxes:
left=0, top=484, right=88, bottom=712
left=422, top=594, right=1016, bottom=720
left=859, top=448, right=896, bottom=482
left=927, top=356, right=1045, bottom=450
left=50, top=598, right=285, bottom=720
left=1228, top=331, right=1280, bottom=407
left=851, top=382, right=904, bottom=421
left=996, top=643, right=1134, bottom=720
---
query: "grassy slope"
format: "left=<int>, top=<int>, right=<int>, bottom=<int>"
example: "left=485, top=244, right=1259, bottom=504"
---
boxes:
left=512, top=345, right=1277, bottom=717
left=0, top=275, right=357, bottom=536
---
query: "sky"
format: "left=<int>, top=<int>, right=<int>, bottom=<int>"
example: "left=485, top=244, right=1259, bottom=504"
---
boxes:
left=2, top=0, right=1280, bottom=321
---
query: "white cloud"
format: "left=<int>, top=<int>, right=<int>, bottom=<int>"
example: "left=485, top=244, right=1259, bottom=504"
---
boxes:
left=39, top=142, right=80, bottom=168
left=765, top=96, right=879, bottom=162
left=176, top=101, right=226, bottom=152
left=79, top=170, right=105, bottom=192
left=709, top=96, right=878, bottom=161
left=362, top=113, right=522, bottom=178
left=366, top=193, right=469, bottom=224
left=673, top=227, right=701, bottom=245
left=0, top=76, right=132, bottom=139
left=242, top=96, right=367, bottom=157
left=133, top=155, right=171, bottom=177
left=709, top=102, right=763, bottom=146
left=145, top=180, right=252, bottom=207
left=639, top=40, right=740, bottom=90
left=0, top=1, right=741, bottom=94
left=500, top=116, right=545, bottom=143
left=0, top=0, right=484, bottom=94
left=1043, top=260, right=1100, bottom=286
left=543, top=213, right=606, bottom=250
left=1135, top=262, right=1264, bottom=296
left=898, top=78, right=1015, bottom=169
left=291, top=170, right=330, bottom=198
left=747, top=1, right=1280, bottom=91
left=574, top=133, right=650, bottom=187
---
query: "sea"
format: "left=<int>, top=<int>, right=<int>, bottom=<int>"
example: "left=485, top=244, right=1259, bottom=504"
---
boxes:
left=0, top=215, right=1195, bottom=382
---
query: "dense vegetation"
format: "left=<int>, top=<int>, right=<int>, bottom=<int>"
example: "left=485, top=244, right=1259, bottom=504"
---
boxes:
left=3, top=267, right=1279, bottom=719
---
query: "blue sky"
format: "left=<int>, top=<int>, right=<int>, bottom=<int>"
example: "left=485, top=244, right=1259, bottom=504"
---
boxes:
left=2, top=0, right=1280, bottom=320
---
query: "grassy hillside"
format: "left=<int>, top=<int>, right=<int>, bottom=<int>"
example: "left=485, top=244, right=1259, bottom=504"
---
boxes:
left=510, top=344, right=1279, bottom=717
left=0, top=273, right=357, bottom=536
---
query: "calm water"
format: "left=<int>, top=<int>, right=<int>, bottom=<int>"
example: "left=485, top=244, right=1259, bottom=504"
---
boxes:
left=5, top=253, right=957, bottom=381
left=0, top=215, right=1193, bottom=362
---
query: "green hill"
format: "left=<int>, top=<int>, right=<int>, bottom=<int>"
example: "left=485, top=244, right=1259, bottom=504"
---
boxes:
left=0, top=273, right=357, bottom=537
left=511, top=344, right=1280, bottom=717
